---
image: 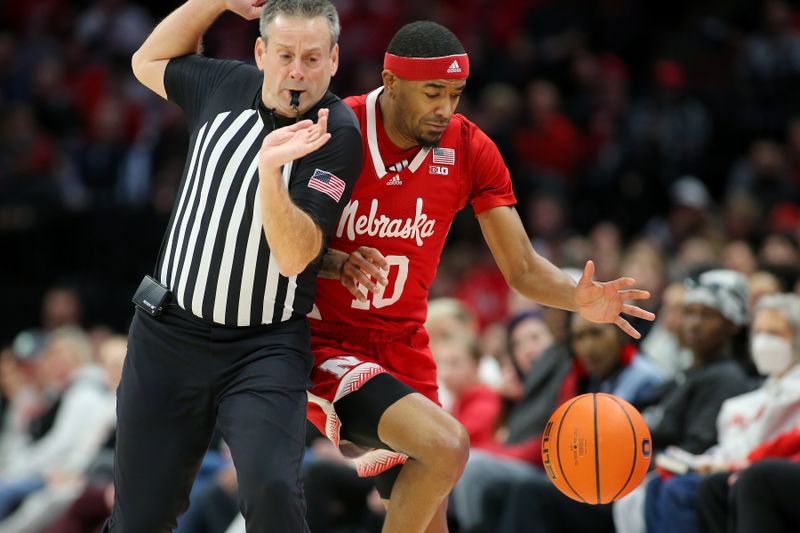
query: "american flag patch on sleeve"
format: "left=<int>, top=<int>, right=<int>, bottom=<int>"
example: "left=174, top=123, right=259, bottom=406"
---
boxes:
left=432, top=147, right=455, bottom=165
left=307, top=169, right=345, bottom=202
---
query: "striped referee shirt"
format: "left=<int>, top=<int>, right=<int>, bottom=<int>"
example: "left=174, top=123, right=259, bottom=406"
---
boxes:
left=154, top=55, right=362, bottom=327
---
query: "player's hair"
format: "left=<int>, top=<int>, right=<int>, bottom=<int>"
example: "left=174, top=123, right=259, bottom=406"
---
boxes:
left=386, top=20, right=465, bottom=58
left=260, top=0, right=340, bottom=50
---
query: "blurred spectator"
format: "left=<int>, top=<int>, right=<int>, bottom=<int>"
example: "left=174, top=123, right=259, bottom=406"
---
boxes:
left=737, top=0, right=800, bottom=134
left=670, top=236, right=722, bottom=282
left=722, top=240, right=758, bottom=275
left=641, top=281, right=692, bottom=377
left=758, top=232, right=800, bottom=266
left=647, top=176, right=721, bottom=261
left=426, top=297, right=481, bottom=409
left=726, top=139, right=795, bottom=216
left=723, top=190, right=763, bottom=243
left=747, top=270, right=783, bottom=313
left=589, top=221, right=623, bottom=283
left=626, top=61, right=711, bottom=185
left=0, top=334, right=123, bottom=532
left=40, top=285, right=83, bottom=331
left=620, top=240, right=667, bottom=341
left=615, top=269, right=753, bottom=533
left=0, top=341, right=43, bottom=470
left=0, top=327, right=111, bottom=520
left=75, top=0, right=152, bottom=57
left=433, top=336, right=502, bottom=450
left=513, top=79, right=583, bottom=187
left=471, top=82, right=522, bottom=166
left=643, top=293, right=800, bottom=533
left=425, top=297, right=478, bottom=344
left=641, top=270, right=753, bottom=452
left=698, top=431, right=800, bottom=533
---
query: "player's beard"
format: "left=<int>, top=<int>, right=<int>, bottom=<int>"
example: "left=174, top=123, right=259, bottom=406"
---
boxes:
left=415, top=119, right=448, bottom=148
left=415, top=127, right=446, bottom=148
left=415, top=135, right=441, bottom=149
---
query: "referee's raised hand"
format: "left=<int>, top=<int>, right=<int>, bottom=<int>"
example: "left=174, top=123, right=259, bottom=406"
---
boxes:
left=258, top=108, right=331, bottom=173
left=224, top=0, right=267, bottom=20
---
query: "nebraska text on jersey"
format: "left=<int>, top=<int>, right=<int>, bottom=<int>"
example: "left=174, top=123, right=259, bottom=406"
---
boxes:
left=336, top=197, right=435, bottom=246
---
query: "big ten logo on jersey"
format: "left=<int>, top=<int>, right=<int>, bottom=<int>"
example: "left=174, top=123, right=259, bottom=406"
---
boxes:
left=429, top=165, right=449, bottom=175
left=352, top=255, right=409, bottom=310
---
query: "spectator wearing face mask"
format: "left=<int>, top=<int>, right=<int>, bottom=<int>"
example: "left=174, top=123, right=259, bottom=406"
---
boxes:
left=688, top=293, right=800, bottom=533
left=644, top=293, right=800, bottom=533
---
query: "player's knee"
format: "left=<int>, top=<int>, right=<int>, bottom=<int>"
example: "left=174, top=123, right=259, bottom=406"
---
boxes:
left=426, top=417, right=470, bottom=477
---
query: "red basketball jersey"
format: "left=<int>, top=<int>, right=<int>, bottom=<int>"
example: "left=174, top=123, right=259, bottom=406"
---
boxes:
left=310, top=87, right=516, bottom=331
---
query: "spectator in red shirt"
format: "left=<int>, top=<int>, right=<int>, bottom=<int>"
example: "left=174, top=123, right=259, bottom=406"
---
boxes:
left=432, top=336, right=502, bottom=450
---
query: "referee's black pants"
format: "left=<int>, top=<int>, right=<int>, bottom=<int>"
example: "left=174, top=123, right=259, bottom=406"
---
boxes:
left=104, top=304, right=312, bottom=533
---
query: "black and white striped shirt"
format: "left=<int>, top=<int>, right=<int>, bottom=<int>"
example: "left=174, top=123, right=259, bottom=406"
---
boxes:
left=154, top=55, right=361, bottom=327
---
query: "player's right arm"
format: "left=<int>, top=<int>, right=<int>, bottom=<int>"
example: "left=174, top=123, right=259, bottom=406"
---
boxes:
left=131, top=0, right=263, bottom=99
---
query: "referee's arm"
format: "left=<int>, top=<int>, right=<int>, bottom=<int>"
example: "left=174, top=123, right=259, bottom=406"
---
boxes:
left=131, top=0, right=262, bottom=99
left=258, top=111, right=333, bottom=277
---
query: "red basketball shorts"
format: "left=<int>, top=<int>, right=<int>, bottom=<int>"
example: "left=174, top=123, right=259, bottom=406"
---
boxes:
left=307, top=322, right=439, bottom=476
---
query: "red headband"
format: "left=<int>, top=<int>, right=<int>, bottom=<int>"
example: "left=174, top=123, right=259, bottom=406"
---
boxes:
left=383, top=53, right=470, bottom=80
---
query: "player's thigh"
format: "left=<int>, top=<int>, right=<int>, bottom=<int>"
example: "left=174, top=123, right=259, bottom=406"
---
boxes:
left=374, top=390, right=464, bottom=455
left=334, top=371, right=417, bottom=450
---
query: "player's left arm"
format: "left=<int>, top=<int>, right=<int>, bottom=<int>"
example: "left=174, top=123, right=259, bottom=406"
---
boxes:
left=466, top=119, right=654, bottom=338
left=477, top=205, right=654, bottom=338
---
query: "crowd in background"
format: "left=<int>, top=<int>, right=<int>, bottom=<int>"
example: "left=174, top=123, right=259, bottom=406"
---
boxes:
left=3, top=0, right=800, bottom=531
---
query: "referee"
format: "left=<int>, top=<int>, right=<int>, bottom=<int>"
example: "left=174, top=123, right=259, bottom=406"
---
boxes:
left=105, top=0, right=361, bottom=531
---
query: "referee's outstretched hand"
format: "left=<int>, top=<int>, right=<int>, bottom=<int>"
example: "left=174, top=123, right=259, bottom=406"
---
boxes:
left=574, top=260, right=656, bottom=339
left=224, top=0, right=266, bottom=21
left=258, top=108, right=331, bottom=173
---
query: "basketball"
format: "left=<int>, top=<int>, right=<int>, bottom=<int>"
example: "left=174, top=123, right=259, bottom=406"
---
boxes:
left=541, top=393, right=652, bottom=505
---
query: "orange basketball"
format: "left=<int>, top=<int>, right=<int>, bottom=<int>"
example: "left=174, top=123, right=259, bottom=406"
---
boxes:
left=541, top=392, right=652, bottom=504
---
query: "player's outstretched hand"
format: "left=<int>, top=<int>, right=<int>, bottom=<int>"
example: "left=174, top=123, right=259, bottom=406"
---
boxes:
left=225, top=0, right=266, bottom=20
left=340, top=247, right=389, bottom=301
left=574, top=260, right=656, bottom=339
left=258, top=109, right=330, bottom=173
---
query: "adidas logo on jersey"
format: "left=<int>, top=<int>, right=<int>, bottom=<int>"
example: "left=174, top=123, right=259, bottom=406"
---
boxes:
left=447, top=60, right=461, bottom=74
left=386, top=175, right=403, bottom=186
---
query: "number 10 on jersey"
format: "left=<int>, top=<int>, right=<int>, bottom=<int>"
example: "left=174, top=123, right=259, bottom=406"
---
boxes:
left=351, top=255, right=409, bottom=309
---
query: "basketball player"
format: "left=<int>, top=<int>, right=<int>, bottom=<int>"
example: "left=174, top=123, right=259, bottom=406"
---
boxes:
left=308, top=21, right=655, bottom=532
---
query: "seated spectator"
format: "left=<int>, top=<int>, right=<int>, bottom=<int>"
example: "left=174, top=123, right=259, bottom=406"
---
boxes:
left=0, top=327, right=112, bottom=521
left=494, top=310, right=558, bottom=444
left=0, top=333, right=47, bottom=469
left=698, top=428, right=800, bottom=533
left=730, top=458, right=800, bottom=533
left=426, top=297, right=482, bottom=409
left=645, top=293, right=800, bottom=533
left=641, top=281, right=692, bottom=377
left=433, top=336, right=502, bottom=450
left=0, top=335, right=124, bottom=532
left=614, top=269, right=754, bottom=533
